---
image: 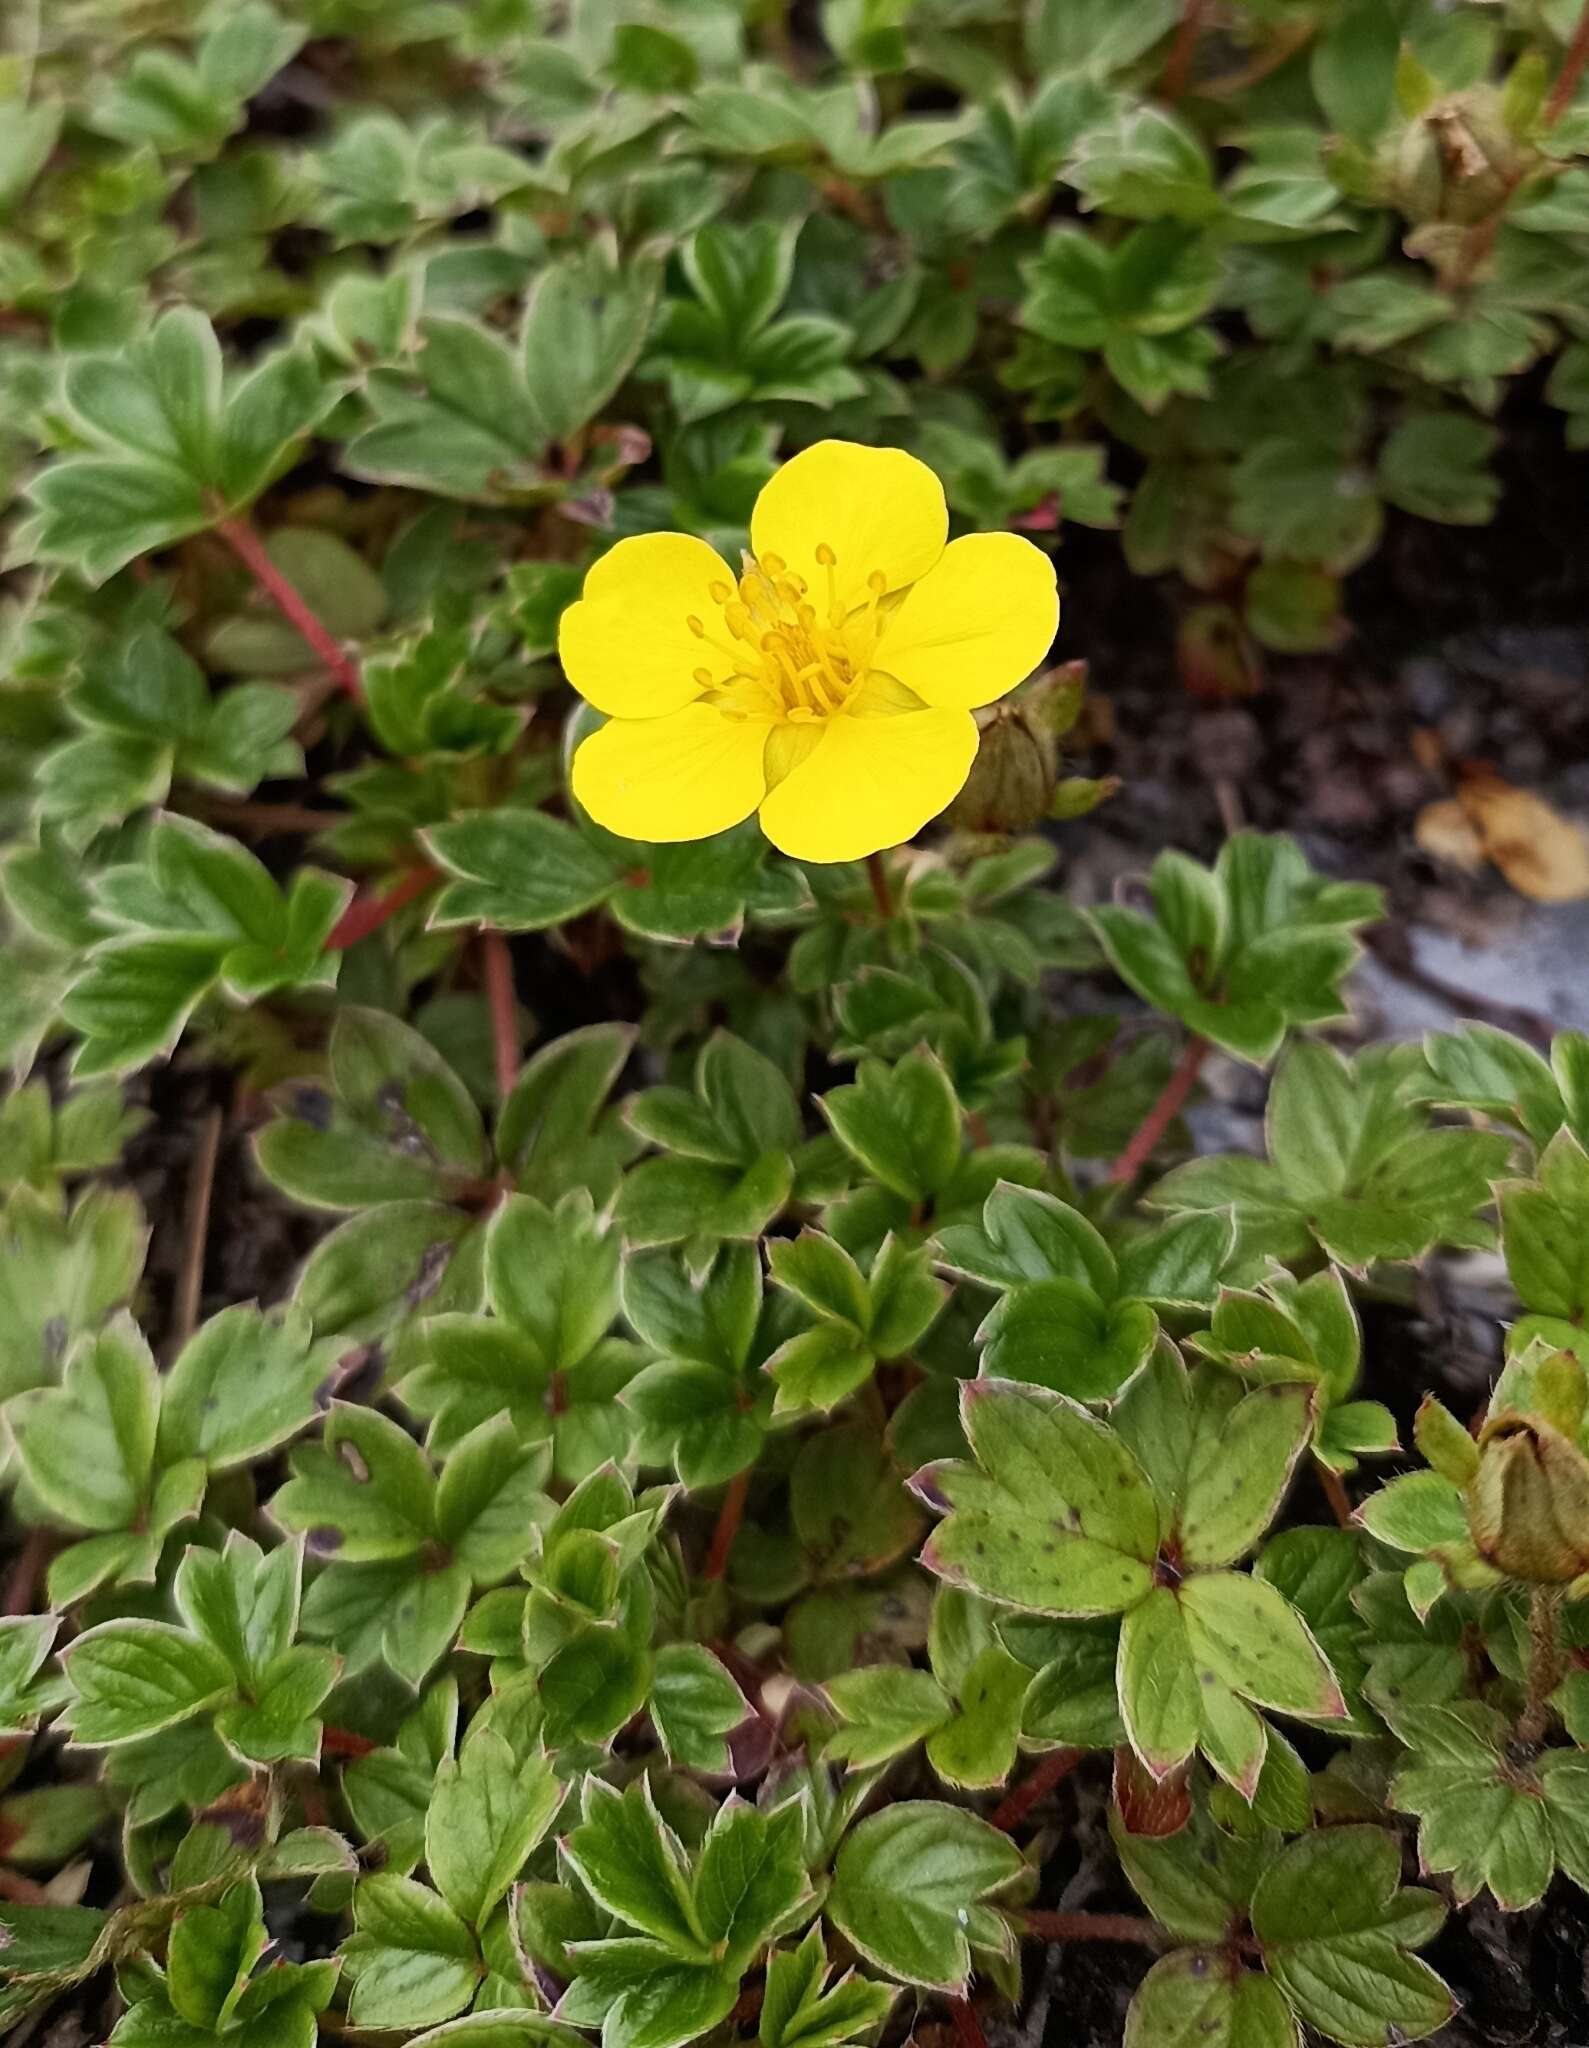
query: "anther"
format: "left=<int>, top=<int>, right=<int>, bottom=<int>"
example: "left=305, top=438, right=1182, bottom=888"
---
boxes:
left=760, top=552, right=786, bottom=576
left=687, top=615, right=705, bottom=637
left=708, top=581, right=732, bottom=604
left=693, top=667, right=713, bottom=687
left=814, top=542, right=837, bottom=566
left=867, top=571, right=887, bottom=594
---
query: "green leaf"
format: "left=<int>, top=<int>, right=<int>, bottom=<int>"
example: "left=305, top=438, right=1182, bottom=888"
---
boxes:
left=564, top=1778, right=709, bottom=1959
left=0, top=1184, right=148, bottom=1404
left=825, top=1666, right=953, bottom=1770
left=1312, top=0, right=1399, bottom=140
left=936, top=1183, right=1116, bottom=1296
left=344, top=1874, right=482, bottom=2031
left=978, top=1280, right=1157, bottom=1402
left=1251, top=1829, right=1452, bottom=2046
left=273, top=1403, right=437, bottom=1562
left=1117, top=1586, right=1199, bottom=1779
left=540, top=1629, right=652, bottom=1748
left=256, top=1007, right=486, bottom=1211
left=522, top=251, right=660, bottom=445
left=12, top=1316, right=157, bottom=1533
left=918, top=1380, right=1157, bottom=1615
left=64, top=1622, right=236, bottom=1746
left=821, top=1051, right=961, bottom=1202
left=692, top=1801, right=809, bottom=1971
left=426, top=810, right=624, bottom=932
left=344, top=316, right=547, bottom=500
left=760, top=1929, right=896, bottom=2048
left=1389, top=1703, right=1555, bottom=1910
left=1127, top=1954, right=1296, bottom=2047
left=1179, top=1382, right=1315, bottom=1568
left=650, top=1645, right=750, bottom=1774
left=167, top=1879, right=267, bottom=2031
left=433, top=1416, right=551, bottom=1581
left=825, top=1802, right=1023, bottom=1989
left=159, top=1303, right=329, bottom=1470
left=1179, top=1573, right=1344, bottom=1720
left=427, top=1732, right=561, bottom=1928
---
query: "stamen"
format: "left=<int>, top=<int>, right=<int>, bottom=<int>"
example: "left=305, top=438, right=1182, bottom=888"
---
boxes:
left=688, top=612, right=749, bottom=664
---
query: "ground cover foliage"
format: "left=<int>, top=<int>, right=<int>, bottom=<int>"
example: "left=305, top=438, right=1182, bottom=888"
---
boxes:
left=7, top=1, right=1589, bottom=2044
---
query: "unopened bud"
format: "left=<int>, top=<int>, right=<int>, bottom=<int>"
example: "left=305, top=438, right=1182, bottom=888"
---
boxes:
left=947, top=703, right=1056, bottom=832
left=1466, top=1416, right=1589, bottom=1583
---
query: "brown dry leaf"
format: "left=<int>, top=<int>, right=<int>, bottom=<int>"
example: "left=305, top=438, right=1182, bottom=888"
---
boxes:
left=1415, top=797, right=1486, bottom=876
left=1455, top=769, right=1589, bottom=902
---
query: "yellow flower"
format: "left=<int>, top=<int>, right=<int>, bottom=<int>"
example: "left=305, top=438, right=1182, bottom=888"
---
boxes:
left=559, top=439, right=1059, bottom=863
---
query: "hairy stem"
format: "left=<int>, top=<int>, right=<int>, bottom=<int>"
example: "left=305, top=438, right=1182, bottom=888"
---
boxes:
left=1020, top=1911, right=1170, bottom=1951
left=990, top=1748, right=1086, bottom=1831
left=947, top=1997, right=987, bottom=2048
left=326, top=868, right=438, bottom=951
left=1519, top=1585, right=1566, bottom=1743
left=1160, top=0, right=1207, bottom=101
left=216, top=513, right=363, bottom=699
left=1316, top=1457, right=1354, bottom=1531
left=1108, top=1036, right=1208, bottom=1184
left=481, top=930, right=519, bottom=1102
left=1547, top=0, right=1589, bottom=127
left=704, top=1470, right=750, bottom=1581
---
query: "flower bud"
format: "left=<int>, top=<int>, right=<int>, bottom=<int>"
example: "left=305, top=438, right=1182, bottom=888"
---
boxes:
left=1465, top=1415, right=1589, bottom=1583
left=946, top=702, right=1056, bottom=832
left=947, top=664, right=1088, bottom=834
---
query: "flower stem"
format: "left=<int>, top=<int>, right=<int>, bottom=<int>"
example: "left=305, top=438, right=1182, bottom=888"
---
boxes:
left=1548, top=0, right=1589, bottom=127
left=1519, top=1585, right=1566, bottom=1744
left=704, top=1470, right=750, bottom=1581
left=1020, top=1911, right=1169, bottom=1951
left=327, top=868, right=437, bottom=951
left=989, top=1748, right=1085, bottom=1831
left=1108, top=1036, right=1208, bottom=1184
left=481, top=930, right=519, bottom=1103
left=216, top=513, right=363, bottom=700
left=865, top=849, right=894, bottom=920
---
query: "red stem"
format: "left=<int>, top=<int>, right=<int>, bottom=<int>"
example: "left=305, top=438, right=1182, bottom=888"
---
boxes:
left=704, top=1470, right=750, bottom=1581
left=989, top=1748, right=1085, bottom=1831
left=1108, top=1036, right=1208, bottom=1183
left=1161, top=0, right=1207, bottom=101
left=326, top=868, right=437, bottom=951
left=947, top=1998, right=987, bottom=2048
left=1020, top=1911, right=1169, bottom=1950
left=217, top=513, right=363, bottom=699
left=482, top=930, right=519, bottom=1102
left=1548, top=0, right=1589, bottom=126
left=1316, top=1457, right=1353, bottom=1531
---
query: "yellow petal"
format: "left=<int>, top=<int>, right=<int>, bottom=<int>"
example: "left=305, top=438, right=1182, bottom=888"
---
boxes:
left=572, top=704, right=768, bottom=843
left=877, top=532, right=1059, bottom=711
left=750, top=441, right=947, bottom=612
left=558, top=533, right=740, bottom=718
left=757, top=705, right=977, bottom=862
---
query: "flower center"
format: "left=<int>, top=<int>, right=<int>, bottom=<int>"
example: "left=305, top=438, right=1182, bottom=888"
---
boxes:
left=685, top=544, right=886, bottom=725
